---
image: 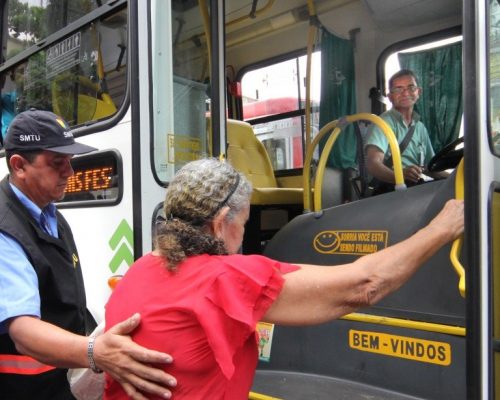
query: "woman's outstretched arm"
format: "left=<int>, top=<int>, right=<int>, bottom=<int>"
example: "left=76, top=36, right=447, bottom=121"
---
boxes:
left=264, top=199, right=464, bottom=326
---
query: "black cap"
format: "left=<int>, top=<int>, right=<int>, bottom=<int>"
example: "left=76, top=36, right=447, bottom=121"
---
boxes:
left=4, top=109, right=97, bottom=155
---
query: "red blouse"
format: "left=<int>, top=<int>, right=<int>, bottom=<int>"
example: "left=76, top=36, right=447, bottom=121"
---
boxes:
left=104, top=253, right=299, bottom=400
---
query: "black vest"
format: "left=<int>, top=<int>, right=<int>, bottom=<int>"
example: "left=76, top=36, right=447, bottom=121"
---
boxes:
left=0, top=176, right=93, bottom=400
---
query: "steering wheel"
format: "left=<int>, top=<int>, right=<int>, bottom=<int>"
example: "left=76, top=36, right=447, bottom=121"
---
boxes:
left=427, top=136, right=464, bottom=172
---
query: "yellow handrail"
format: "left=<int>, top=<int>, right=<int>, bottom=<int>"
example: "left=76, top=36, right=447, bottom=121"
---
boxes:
left=249, top=392, right=282, bottom=400
left=341, top=312, right=465, bottom=336
left=198, top=0, right=211, bottom=82
left=303, top=119, right=338, bottom=211
left=451, top=158, right=465, bottom=297
left=345, top=113, right=405, bottom=190
left=303, top=113, right=405, bottom=211
left=92, top=24, right=116, bottom=113
left=304, top=0, right=318, bottom=150
left=185, top=1, right=276, bottom=54
left=314, top=126, right=341, bottom=210
left=227, top=0, right=276, bottom=28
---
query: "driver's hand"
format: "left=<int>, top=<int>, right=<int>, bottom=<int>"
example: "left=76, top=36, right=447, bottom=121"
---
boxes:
left=403, top=165, right=423, bottom=183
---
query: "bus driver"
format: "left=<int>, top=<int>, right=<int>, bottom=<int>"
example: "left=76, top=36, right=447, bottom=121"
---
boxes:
left=365, top=69, right=448, bottom=194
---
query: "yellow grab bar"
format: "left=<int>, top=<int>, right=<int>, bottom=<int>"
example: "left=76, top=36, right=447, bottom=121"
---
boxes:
left=303, top=119, right=338, bottom=211
left=341, top=312, right=465, bottom=336
left=304, top=0, right=318, bottom=151
left=345, top=113, right=405, bottom=190
left=227, top=0, right=276, bottom=28
left=92, top=25, right=117, bottom=113
left=198, top=0, right=211, bottom=81
left=249, top=391, right=282, bottom=400
left=303, top=113, right=405, bottom=211
left=314, top=126, right=342, bottom=210
left=451, top=158, right=465, bottom=297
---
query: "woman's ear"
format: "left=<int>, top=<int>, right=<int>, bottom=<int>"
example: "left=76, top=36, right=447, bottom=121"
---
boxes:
left=211, top=206, right=230, bottom=239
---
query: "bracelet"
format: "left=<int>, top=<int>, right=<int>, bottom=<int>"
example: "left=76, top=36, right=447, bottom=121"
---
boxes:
left=87, top=334, right=103, bottom=373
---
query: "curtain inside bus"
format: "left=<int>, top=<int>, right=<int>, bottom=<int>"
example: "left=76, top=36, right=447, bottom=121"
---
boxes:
left=398, top=42, right=463, bottom=153
left=318, top=28, right=357, bottom=169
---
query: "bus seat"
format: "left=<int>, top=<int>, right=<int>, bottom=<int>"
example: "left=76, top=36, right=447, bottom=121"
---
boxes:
left=227, top=119, right=303, bottom=204
left=227, top=119, right=303, bottom=253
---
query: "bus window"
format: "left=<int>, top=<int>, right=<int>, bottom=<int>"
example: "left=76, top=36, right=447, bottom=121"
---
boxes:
left=490, top=0, right=500, bottom=155
left=240, top=52, right=321, bottom=171
left=5, top=0, right=111, bottom=61
left=151, top=1, right=211, bottom=183
left=1, top=3, right=126, bottom=135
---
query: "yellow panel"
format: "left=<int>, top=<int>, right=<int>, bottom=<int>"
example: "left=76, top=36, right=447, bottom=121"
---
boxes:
left=492, top=191, right=500, bottom=399
left=493, top=190, right=500, bottom=337
left=496, top=353, right=500, bottom=400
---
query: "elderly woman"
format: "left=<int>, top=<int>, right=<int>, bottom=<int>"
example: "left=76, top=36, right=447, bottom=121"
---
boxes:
left=104, top=158, right=463, bottom=400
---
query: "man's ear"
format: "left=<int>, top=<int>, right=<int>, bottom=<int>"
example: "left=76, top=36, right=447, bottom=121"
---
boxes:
left=9, top=154, right=27, bottom=174
left=211, top=206, right=230, bottom=239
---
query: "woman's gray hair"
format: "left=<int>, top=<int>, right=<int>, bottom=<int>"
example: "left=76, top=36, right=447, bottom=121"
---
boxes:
left=164, top=158, right=252, bottom=223
left=156, top=158, right=252, bottom=270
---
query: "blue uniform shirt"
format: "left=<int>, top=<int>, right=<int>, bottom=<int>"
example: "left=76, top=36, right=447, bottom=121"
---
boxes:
left=365, top=108, right=435, bottom=168
left=0, top=182, right=58, bottom=333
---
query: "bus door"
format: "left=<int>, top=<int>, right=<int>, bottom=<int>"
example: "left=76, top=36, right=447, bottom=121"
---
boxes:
left=144, top=0, right=225, bottom=253
left=465, top=0, right=500, bottom=398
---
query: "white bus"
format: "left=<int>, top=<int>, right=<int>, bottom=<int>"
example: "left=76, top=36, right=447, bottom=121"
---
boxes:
left=0, top=0, right=499, bottom=399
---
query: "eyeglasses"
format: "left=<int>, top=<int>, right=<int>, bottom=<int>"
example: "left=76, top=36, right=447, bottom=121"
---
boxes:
left=390, top=85, right=419, bottom=95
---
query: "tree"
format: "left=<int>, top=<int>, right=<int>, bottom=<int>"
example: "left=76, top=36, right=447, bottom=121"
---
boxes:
left=8, top=0, right=46, bottom=43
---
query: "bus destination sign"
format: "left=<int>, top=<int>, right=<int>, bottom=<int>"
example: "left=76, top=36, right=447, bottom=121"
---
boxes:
left=59, top=150, right=121, bottom=204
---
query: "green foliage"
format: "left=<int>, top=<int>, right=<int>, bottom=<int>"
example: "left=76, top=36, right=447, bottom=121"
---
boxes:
left=8, top=0, right=46, bottom=42
left=7, top=0, right=103, bottom=43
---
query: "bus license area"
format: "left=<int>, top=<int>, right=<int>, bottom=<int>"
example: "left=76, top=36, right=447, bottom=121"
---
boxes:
left=349, top=329, right=451, bottom=366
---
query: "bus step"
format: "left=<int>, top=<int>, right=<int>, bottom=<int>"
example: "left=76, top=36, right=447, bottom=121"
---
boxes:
left=252, top=370, right=424, bottom=400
